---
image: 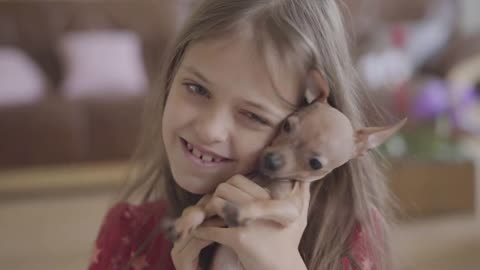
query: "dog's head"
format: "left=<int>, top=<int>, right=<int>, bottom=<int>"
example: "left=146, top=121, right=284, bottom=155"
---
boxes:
left=259, top=70, right=406, bottom=182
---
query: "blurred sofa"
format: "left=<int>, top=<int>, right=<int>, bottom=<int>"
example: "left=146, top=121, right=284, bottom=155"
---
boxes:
left=0, top=1, right=193, bottom=169
left=0, top=0, right=478, bottom=169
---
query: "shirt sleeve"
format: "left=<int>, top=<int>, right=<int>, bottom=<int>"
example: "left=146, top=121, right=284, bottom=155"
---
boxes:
left=342, top=225, right=376, bottom=270
left=88, top=202, right=175, bottom=270
left=342, top=209, right=383, bottom=270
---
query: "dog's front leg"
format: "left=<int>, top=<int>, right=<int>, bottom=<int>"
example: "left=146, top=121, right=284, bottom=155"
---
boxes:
left=171, top=192, right=236, bottom=240
left=224, top=198, right=301, bottom=227
left=223, top=182, right=307, bottom=227
left=168, top=194, right=213, bottom=241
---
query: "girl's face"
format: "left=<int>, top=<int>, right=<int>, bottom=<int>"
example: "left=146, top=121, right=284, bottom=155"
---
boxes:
left=162, top=34, right=303, bottom=194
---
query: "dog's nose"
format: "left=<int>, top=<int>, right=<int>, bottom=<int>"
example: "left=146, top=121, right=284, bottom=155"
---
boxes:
left=264, top=152, right=284, bottom=171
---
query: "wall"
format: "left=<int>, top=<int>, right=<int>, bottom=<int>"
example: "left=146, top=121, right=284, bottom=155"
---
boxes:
left=461, top=0, right=480, bottom=34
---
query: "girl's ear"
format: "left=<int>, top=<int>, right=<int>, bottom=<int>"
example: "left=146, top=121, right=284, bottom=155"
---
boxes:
left=354, top=118, right=407, bottom=158
left=305, top=69, right=330, bottom=104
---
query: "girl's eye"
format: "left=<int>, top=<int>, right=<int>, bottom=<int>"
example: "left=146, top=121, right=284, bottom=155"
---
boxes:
left=244, top=112, right=269, bottom=125
left=185, top=83, right=210, bottom=98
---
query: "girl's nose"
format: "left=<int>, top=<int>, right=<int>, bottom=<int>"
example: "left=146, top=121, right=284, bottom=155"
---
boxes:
left=193, top=110, right=230, bottom=145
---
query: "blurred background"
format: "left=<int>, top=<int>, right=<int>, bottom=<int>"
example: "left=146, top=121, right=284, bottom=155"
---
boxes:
left=0, top=0, right=479, bottom=269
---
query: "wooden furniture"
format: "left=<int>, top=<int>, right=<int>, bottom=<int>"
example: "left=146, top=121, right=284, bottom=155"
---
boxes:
left=0, top=159, right=477, bottom=270
left=0, top=161, right=129, bottom=199
left=388, top=159, right=476, bottom=218
left=0, top=159, right=476, bottom=218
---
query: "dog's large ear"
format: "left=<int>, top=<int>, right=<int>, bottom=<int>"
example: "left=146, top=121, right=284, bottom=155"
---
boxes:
left=354, top=118, right=407, bottom=158
left=305, top=70, right=330, bottom=104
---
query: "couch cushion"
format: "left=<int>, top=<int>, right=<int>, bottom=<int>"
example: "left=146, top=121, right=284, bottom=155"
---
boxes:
left=58, top=30, right=148, bottom=98
left=83, top=96, right=144, bottom=161
left=0, top=0, right=191, bottom=87
left=0, top=99, right=89, bottom=168
left=0, top=46, right=48, bottom=106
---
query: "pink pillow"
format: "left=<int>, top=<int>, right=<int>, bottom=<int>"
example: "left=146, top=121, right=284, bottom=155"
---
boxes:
left=0, top=47, right=47, bottom=106
left=59, top=30, right=148, bottom=99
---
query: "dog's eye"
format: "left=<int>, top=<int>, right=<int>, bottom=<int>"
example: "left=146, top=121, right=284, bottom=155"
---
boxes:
left=309, top=158, right=323, bottom=170
left=282, top=120, right=292, bottom=133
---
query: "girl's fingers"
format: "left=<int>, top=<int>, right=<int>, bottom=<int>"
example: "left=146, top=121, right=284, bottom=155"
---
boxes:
left=205, top=196, right=227, bottom=218
left=211, top=175, right=270, bottom=208
left=172, top=216, right=223, bottom=255
left=178, top=217, right=225, bottom=255
left=171, top=217, right=224, bottom=269
left=171, top=233, right=193, bottom=255
left=227, top=175, right=271, bottom=200
left=196, top=194, right=212, bottom=207
left=171, top=236, right=213, bottom=270
left=201, top=216, right=226, bottom=227
left=193, top=226, right=235, bottom=247
left=180, top=175, right=277, bottom=254
left=177, top=237, right=212, bottom=258
left=214, top=182, right=253, bottom=204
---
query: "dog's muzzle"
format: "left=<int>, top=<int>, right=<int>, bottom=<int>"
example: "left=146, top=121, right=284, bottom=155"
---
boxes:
left=263, top=152, right=284, bottom=171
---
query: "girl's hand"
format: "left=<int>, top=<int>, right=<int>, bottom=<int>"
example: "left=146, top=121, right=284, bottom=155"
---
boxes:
left=193, top=175, right=310, bottom=270
left=171, top=204, right=225, bottom=270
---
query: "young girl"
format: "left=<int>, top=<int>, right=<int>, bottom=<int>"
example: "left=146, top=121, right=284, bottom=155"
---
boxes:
left=89, top=0, right=393, bottom=269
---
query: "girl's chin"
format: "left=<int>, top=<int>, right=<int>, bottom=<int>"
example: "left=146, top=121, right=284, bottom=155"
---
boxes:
left=180, top=185, right=209, bottom=195
left=173, top=175, right=215, bottom=195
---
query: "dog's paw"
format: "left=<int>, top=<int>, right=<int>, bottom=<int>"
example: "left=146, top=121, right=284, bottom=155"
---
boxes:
left=160, top=218, right=181, bottom=242
left=223, top=202, right=242, bottom=227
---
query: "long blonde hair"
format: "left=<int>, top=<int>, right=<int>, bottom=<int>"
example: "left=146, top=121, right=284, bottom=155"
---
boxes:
left=123, top=0, right=394, bottom=269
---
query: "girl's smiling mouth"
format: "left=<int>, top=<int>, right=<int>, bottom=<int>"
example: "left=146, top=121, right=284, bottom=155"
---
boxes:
left=180, top=137, right=233, bottom=167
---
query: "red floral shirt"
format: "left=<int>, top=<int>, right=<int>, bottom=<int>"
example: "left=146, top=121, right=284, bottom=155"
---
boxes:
left=89, top=201, right=376, bottom=270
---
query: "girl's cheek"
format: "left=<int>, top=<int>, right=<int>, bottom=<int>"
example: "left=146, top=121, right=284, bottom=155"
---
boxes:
left=169, top=88, right=200, bottom=114
left=236, top=131, right=273, bottom=157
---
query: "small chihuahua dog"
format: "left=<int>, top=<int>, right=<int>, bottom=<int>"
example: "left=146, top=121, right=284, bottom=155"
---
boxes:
left=164, top=70, right=406, bottom=241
